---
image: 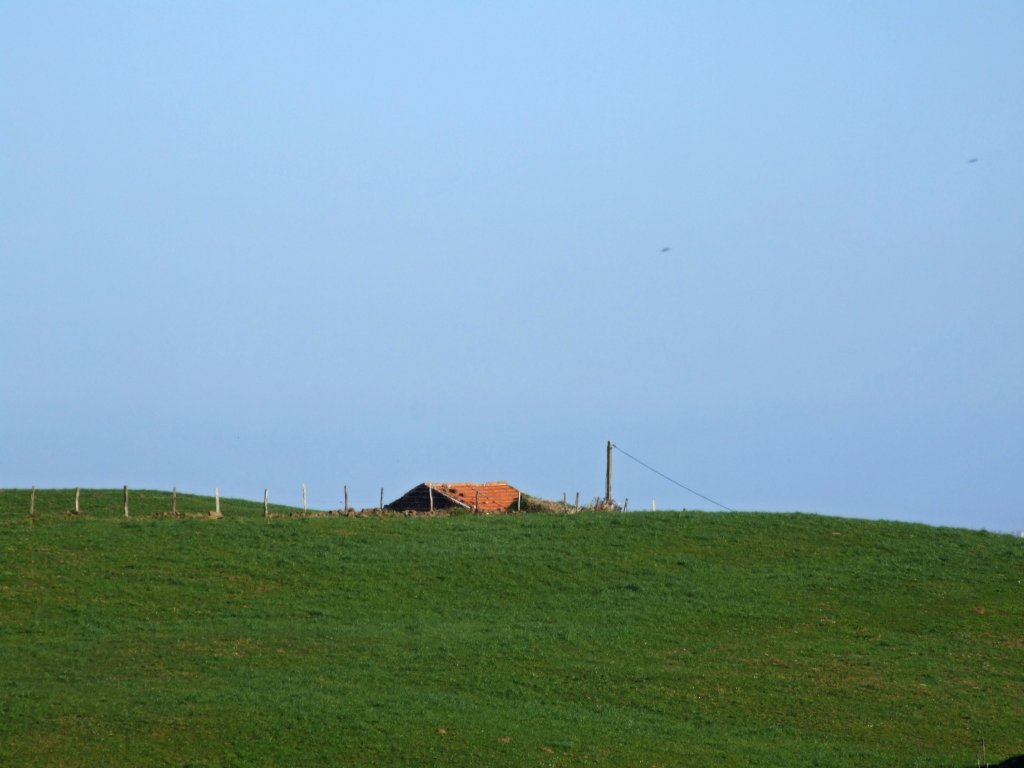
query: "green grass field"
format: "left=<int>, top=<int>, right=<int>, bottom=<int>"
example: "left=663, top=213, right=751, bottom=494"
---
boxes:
left=1, top=489, right=1021, bottom=767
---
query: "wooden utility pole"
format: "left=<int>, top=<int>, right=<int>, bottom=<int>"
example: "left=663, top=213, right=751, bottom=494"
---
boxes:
left=606, top=440, right=613, bottom=506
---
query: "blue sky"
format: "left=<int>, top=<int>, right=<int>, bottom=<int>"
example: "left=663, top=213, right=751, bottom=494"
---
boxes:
left=3, top=2, right=1022, bottom=532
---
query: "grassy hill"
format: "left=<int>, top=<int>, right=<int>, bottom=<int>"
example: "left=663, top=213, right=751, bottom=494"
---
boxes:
left=1, top=489, right=1021, bottom=767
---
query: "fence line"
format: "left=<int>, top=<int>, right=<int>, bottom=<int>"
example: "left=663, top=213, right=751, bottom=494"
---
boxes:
left=10, top=485, right=619, bottom=520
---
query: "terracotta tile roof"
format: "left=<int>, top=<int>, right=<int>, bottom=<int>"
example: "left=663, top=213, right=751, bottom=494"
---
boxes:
left=427, top=482, right=520, bottom=511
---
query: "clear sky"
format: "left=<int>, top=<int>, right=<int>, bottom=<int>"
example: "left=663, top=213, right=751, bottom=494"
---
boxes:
left=3, top=2, right=1022, bottom=532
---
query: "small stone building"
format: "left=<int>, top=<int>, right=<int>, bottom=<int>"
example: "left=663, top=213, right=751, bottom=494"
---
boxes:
left=385, top=482, right=522, bottom=514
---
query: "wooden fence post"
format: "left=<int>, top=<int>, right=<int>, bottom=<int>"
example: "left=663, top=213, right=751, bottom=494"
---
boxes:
left=562, top=492, right=567, bottom=512
left=75, top=487, right=81, bottom=514
left=123, top=485, right=129, bottom=519
left=379, top=488, right=384, bottom=513
left=171, top=487, right=177, bottom=518
left=517, top=492, right=521, bottom=513
left=429, top=485, right=434, bottom=513
left=475, top=490, right=480, bottom=514
left=343, top=486, right=348, bottom=514
left=264, top=488, right=270, bottom=518
left=302, top=484, right=308, bottom=515
left=215, top=487, right=221, bottom=517
left=30, top=487, right=36, bottom=519
left=575, top=492, right=580, bottom=513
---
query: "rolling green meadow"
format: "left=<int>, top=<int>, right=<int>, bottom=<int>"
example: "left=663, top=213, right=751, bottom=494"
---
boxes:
left=1, top=489, right=1021, bottom=767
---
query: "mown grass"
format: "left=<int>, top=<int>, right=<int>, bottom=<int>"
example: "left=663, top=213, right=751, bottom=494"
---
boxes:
left=1, top=489, right=1021, bottom=767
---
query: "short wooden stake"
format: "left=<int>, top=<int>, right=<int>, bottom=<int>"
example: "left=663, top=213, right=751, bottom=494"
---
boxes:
left=517, top=492, right=521, bottom=513
left=379, top=488, right=384, bottom=513
left=123, top=485, right=129, bottom=518
left=475, top=490, right=480, bottom=514
left=264, top=488, right=270, bottom=518
left=171, top=487, right=177, bottom=518
left=344, top=485, right=349, bottom=514
left=75, top=487, right=81, bottom=514
left=302, top=483, right=308, bottom=515
left=574, top=492, right=580, bottom=513
left=30, top=487, right=36, bottom=518
left=215, top=487, right=221, bottom=517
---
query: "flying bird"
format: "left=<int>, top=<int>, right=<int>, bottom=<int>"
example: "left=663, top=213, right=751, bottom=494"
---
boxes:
left=660, top=246, right=671, bottom=253
left=968, top=158, right=979, bottom=163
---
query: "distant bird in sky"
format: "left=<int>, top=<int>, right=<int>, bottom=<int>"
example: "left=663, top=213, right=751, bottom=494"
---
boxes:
left=660, top=246, right=671, bottom=253
left=968, top=158, right=979, bottom=163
